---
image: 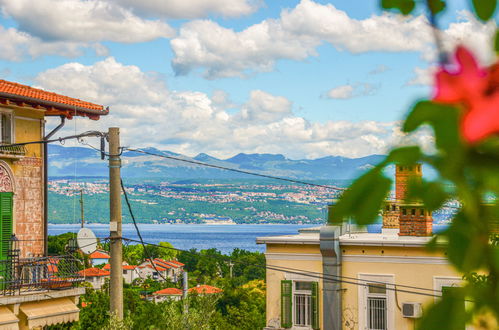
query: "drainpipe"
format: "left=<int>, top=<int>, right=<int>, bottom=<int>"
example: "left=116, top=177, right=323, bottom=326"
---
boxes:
left=320, top=225, right=342, bottom=330
left=43, top=116, right=65, bottom=256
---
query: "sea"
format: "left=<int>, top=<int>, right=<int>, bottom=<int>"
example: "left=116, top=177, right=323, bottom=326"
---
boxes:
left=48, top=224, right=312, bottom=254
left=48, top=223, right=448, bottom=254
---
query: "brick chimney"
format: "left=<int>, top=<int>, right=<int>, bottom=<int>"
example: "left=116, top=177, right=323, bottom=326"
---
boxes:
left=399, top=203, right=433, bottom=236
left=382, top=202, right=399, bottom=229
left=395, top=164, right=433, bottom=236
left=395, top=164, right=422, bottom=201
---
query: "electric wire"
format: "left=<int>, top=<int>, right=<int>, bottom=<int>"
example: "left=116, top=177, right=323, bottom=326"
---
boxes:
left=0, top=131, right=106, bottom=148
left=122, top=236, right=449, bottom=299
left=124, top=148, right=344, bottom=191
left=120, top=178, right=168, bottom=281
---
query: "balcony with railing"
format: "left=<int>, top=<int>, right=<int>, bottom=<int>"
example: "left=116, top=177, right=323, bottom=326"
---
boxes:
left=0, top=143, right=26, bottom=158
left=0, top=237, right=86, bottom=329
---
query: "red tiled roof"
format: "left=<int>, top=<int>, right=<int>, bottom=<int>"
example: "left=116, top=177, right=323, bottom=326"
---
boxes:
left=154, top=288, right=182, bottom=295
left=79, top=267, right=110, bottom=277
left=0, top=79, right=108, bottom=119
left=89, top=251, right=110, bottom=259
left=102, top=264, right=136, bottom=271
left=169, top=260, right=185, bottom=267
left=188, top=285, right=222, bottom=294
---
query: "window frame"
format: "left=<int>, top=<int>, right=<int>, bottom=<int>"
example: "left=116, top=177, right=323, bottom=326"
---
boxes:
left=283, top=274, right=320, bottom=329
left=0, top=109, right=14, bottom=145
left=358, top=274, right=395, bottom=330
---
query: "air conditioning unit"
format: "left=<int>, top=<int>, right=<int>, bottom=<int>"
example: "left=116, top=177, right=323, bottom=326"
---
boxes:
left=402, top=302, right=422, bottom=318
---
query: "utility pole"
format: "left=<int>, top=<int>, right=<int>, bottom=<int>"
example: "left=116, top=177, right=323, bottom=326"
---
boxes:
left=183, top=271, right=188, bottom=314
left=109, top=127, right=123, bottom=319
left=229, top=261, right=234, bottom=279
left=80, top=189, right=84, bottom=228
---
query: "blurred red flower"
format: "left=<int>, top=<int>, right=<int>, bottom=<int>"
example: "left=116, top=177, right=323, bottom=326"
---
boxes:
left=433, top=46, right=499, bottom=143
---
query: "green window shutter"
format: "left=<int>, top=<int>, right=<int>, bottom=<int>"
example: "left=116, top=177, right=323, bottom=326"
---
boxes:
left=281, top=280, right=292, bottom=328
left=311, top=281, right=320, bottom=330
left=0, top=192, right=13, bottom=261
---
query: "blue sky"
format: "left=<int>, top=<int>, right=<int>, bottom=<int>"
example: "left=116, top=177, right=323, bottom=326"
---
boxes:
left=0, top=0, right=496, bottom=159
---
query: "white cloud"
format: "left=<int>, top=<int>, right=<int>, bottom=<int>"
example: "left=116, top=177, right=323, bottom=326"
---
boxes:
left=406, top=66, right=438, bottom=86
left=170, top=0, right=495, bottom=79
left=0, top=0, right=174, bottom=42
left=0, top=25, right=108, bottom=61
left=38, top=58, right=429, bottom=159
left=326, top=85, right=354, bottom=99
left=111, top=0, right=259, bottom=19
left=326, top=83, right=379, bottom=99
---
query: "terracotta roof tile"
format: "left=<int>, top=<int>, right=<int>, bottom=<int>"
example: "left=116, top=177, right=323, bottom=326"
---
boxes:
left=169, top=260, right=185, bottom=267
left=188, top=285, right=222, bottom=294
left=0, top=79, right=104, bottom=111
left=89, top=251, right=110, bottom=259
left=154, top=288, right=182, bottom=295
left=79, top=267, right=110, bottom=277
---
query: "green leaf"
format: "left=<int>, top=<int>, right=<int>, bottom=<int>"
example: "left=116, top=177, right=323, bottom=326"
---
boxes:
left=472, top=0, right=497, bottom=21
left=495, top=29, right=499, bottom=53
left=381, top=0, right=416, bottom=15
left=428, top=0, right=446, bottom=15
left=386, top=146, right=422, bottom=164
left=328, top=167, right=391, bottom=225
left=407, top=180, right=449, bottom=211
left=403, top=101, right=463, bottom=155
left=417, top=289, right=467, bottom=330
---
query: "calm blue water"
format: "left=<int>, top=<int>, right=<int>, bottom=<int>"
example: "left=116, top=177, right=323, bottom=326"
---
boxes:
left=48, top=224, right=312, bottom=254
left=48, top=223, right=449, bottom=254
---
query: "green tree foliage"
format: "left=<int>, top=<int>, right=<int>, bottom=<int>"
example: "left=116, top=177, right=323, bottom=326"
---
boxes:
left=48, top=232, right=75, bottom=255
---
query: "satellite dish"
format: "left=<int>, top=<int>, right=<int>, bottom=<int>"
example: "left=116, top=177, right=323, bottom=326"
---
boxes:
left=77, top=227, right=97, bottom=255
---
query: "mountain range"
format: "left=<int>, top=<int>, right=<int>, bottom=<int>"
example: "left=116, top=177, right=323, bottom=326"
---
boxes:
left=48, top=144, right=385, bottom=180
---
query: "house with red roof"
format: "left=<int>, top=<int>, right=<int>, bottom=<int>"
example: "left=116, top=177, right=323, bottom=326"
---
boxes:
left=78, top=267, right=110, bottom=290
left=89, top=250, right=110, bottom=266
left=0, top=79, right=108, bottom=328
left=152, top=288, right=183, bottom=303
left=103, top=262, right=139, bottom=284
left=137, top=258, right=184, bottom=282
left=188, top=284, right=223, bottom=295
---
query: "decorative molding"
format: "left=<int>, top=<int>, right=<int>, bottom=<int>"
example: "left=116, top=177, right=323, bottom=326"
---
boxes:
left=343, top=254, right=449, bottom=265
left=14, top=157, right=42, bottom=167
left=265, top=253, right=322, bottom=261
left=14, top=116, right=43, bottom=122
left=0, top=161, right=14, bottom=193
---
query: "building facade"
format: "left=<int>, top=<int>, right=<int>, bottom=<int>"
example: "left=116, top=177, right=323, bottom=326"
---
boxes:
left=0, top=79, right=108, bottom=329
left=258, top=165, right=466, bottom=330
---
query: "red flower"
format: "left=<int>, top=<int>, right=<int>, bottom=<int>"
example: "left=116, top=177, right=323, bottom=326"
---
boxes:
left=433, top=46, right=499, bottom=143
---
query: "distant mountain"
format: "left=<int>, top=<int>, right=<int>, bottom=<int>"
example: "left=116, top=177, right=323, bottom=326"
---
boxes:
left=48, top=144, right=385, bottom=180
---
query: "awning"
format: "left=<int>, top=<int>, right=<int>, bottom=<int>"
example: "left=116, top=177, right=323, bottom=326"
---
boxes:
left=0, top=306, right=19, bottom=330
left=20, top=298, right=79, bottom=328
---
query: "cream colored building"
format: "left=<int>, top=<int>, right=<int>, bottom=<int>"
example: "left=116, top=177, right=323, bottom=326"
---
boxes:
left=258, top=164, right=465, bottom=330
left=258, top=226, right=461, bottom=330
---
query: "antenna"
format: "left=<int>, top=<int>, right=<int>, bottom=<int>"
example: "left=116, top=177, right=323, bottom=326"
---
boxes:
left=76, top=227, right=97, bottom=255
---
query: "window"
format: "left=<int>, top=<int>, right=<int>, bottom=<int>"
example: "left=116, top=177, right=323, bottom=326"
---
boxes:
left=367, top=284, right=387, bottom=330
left=0, top=113, right=12, bottom=144
left=402, top=208, right=407, bottom=216
left=359, top=274, right=394, bottom=330
left=391, top=205, right=396, bottom=212
left=411, top=209, right=416, bottom=216
left=281, top=280, right=319, bottom=329
left=434, top=277, right=464, bottom=330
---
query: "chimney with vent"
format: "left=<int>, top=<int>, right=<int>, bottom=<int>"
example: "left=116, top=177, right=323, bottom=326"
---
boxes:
left=395, top=164, right=433, bottom=236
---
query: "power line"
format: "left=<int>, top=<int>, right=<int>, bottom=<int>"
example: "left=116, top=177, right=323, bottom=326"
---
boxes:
left=124, top=148, right=344, bottom=191
left=121, top=236, right=449, bottom=299
left=120, top=178, right=168, bottom=282
left=0, top=130, right=106, bottom=148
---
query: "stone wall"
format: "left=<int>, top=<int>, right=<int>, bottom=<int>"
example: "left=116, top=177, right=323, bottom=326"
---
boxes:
left=14, top=157, right=44, bottom=257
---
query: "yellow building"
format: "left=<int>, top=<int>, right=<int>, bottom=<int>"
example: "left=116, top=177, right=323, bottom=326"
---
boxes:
left=258, top=165, right=463, bottom=330
left=0, top=79, right=108, bottom=329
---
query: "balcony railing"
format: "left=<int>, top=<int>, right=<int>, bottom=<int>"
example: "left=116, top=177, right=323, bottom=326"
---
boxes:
left=0, top=143, right=26, bottom=157
left=0, top=237, right=84, bottom=296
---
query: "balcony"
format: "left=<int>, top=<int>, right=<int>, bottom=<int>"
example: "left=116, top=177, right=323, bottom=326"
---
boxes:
left=0, top=238, right=86, bottom=329
left=0, top=144, right=26, bottom=158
